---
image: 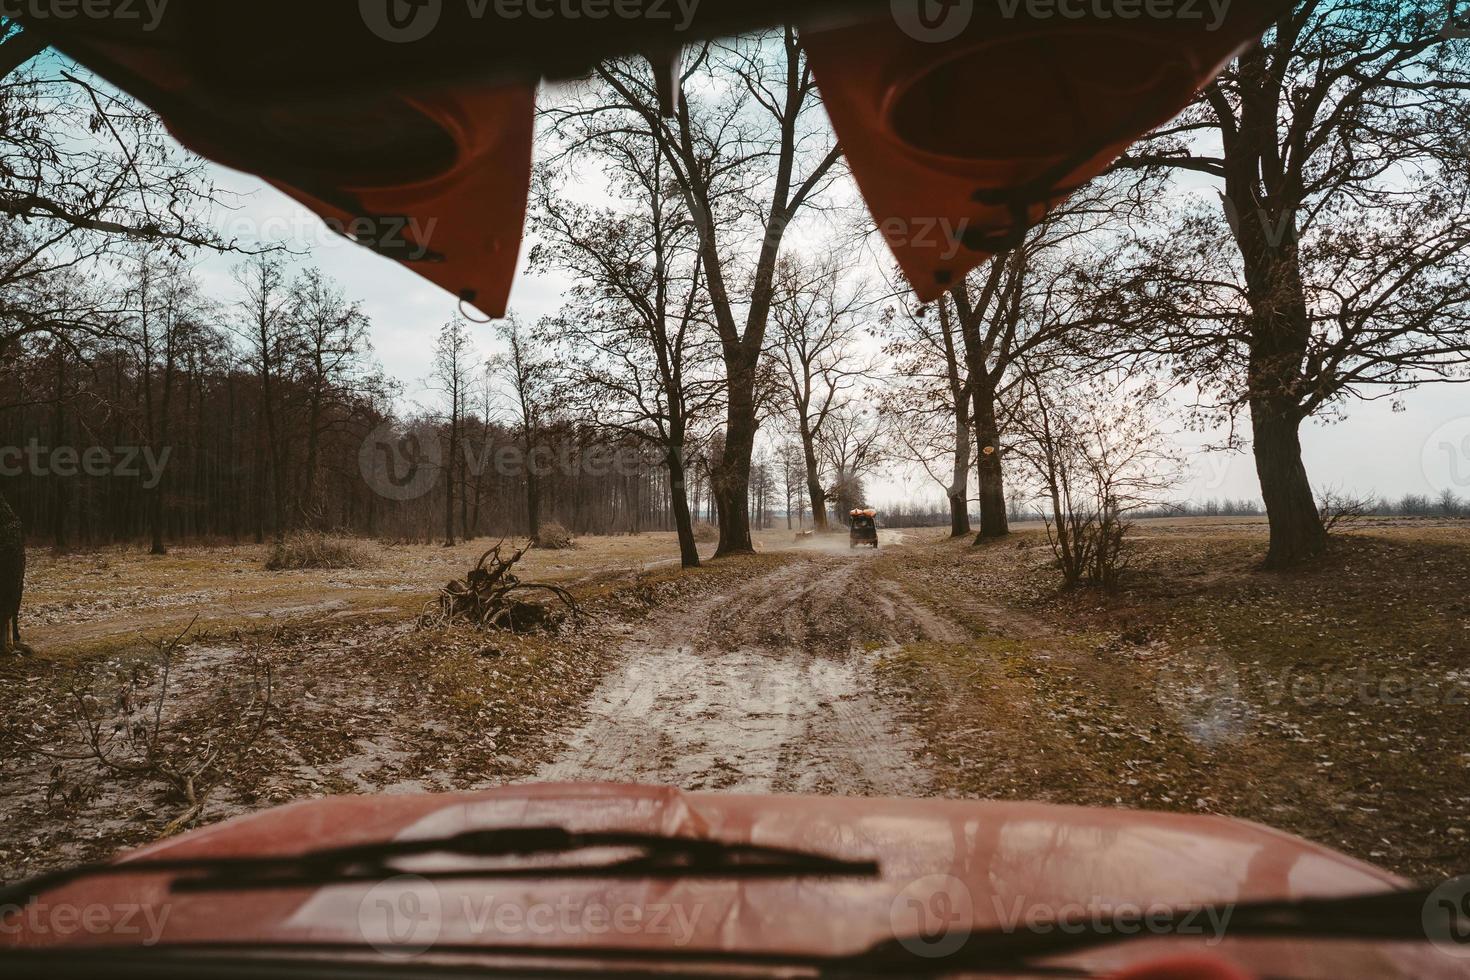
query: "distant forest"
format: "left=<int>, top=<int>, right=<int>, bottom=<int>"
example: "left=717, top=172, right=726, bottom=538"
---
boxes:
left=0, top=257, right=812, bottom=550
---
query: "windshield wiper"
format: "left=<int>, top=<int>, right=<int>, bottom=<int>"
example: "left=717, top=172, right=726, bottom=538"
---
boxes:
left=0, top=826, right=880, bottom=909
left=839, top=883, right=1456, bottom=973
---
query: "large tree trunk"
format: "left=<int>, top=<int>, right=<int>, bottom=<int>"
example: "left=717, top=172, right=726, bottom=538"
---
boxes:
left=1251, top=397, right=1325, bottom=569
left=934, top=296, right=973, bottom=538
left=444, top=420, right=457, bottom=547
left=668, top=447, right=700, bottom=569
left=713, top=363, right=757, bottom=557
left=525, top=438, right=542, bottom=543
left=1227, top=137, right=1325, bottom=568
left=949, top=400, right=973, bottom=539
left=973, top=382, right=1009, bottom=540
left=800, top=422, right=828, bottom=533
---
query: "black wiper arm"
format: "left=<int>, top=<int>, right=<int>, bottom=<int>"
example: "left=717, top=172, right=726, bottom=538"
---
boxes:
left=842, top=884, right=1452, bottom=974
left=0, top=827, right=879, bottom=909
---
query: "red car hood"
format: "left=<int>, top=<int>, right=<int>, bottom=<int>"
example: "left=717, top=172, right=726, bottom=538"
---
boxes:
left=3, top=783, right=1459, bottom=977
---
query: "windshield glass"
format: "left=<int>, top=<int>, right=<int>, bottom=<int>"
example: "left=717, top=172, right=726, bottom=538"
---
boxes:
left=2, top=2, right=1468, bottom=977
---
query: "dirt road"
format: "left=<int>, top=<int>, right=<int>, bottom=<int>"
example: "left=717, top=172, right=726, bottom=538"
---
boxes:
left=535, top=534, right=943, bottom=796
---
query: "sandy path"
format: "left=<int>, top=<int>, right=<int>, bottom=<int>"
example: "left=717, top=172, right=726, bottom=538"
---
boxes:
left=534, top=536, right=940, bottom=796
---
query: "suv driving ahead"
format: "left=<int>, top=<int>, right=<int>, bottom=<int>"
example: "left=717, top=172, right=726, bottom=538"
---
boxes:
left=849, top=510, right=879, bottom=549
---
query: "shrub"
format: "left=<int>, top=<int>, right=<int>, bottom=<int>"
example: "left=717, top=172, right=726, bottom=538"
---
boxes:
left=692, top=522, right=719, bottom=543
left=534, top=522, right=575, bottom=550
left=1011, top=378, right=1178, bottom=590
left=265, top=531, right=365, bottom=571
left=1396, top=493, right=1435, bottom=517
left=1317, top=488, right=1371, bottom=533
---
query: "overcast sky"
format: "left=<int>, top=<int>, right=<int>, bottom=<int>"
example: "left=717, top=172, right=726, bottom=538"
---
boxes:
left=181, top=97, right=1470, bottom=513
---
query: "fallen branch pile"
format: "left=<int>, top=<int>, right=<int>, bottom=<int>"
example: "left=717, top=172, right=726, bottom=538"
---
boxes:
left=28, top=617, right=274, bottom=838
left=420, top=542, right=580, bottom=631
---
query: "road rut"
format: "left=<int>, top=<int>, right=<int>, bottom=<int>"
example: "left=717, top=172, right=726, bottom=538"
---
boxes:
left=535, top=541, right=953, bottom=796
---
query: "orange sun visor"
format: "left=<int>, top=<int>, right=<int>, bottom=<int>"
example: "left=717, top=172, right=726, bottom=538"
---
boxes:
left=804, top=1, right=1288, bottom=300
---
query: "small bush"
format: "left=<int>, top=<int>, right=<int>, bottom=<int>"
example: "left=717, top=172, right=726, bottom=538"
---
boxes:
left=692, top=522, right=719, bottom=543
left=534, top=522, right=575, bottom=550
left=265, top=531, right=365, bottom=571
left=1396, top=493, right=1435, bottom=517
left=1318, top=488, right=1371, bottom=533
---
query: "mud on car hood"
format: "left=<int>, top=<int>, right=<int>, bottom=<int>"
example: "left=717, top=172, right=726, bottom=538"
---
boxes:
left=3, top=783, right=1453, bottom=976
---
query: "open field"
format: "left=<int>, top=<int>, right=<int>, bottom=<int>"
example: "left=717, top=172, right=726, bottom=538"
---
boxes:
left=870, top=519, right=1470, bottom=882
left=19, top=533, right=711, bottom=658
left=2, top=519, right=1467, bottom=884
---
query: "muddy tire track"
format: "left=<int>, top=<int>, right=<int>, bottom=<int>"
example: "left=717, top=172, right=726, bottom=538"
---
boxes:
left=533, top=545, right=948, bottom=796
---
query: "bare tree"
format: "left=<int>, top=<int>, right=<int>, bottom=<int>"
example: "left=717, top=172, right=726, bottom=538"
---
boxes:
left=0, top=50, right=260, bottom=364
left=490, top=317, right=554, bottom=545
left=291, top=269, right=372, bottom=529
left=0, top=42, right=262, bottom=617
left=777, top=439, right=807, bottom=530
left=944, top=174, right=1154, bottom=542
left=0, top=489, right=24, bottom=655
left=122, top=253, right=203, bottom=555
left=1011, top=369, right=1180, bottom=589
left=1103, top=2, right=1470, bottom=567
left=532, top=136, right=721, bottom=568
left=541, top=33, right=844, bottom=557
left=880, top=290, right=974, bottom=538
left=769, top=256, right=871, bottom=533
left=431, top=317, right=476, bottom=547
left=465, top=362, right=502, bottom=538
left=819, top=405, right=883, bottom=522
left=0, top=51, right=236, bottom=261
left=232, top=255, right=297, bottom=543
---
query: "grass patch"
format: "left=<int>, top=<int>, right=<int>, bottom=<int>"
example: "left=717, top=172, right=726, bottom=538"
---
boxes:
left=533, top=522, right=575, bottom=550
left=869, top=522, right=1470, bottom=882
left=264, top=532, right=367, bottom=571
